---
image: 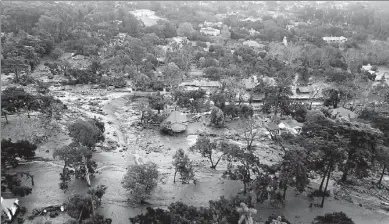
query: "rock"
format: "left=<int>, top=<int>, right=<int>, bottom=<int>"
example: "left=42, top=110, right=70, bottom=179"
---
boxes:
left=119, top=150, right=123, bottom=152
left=45, top=150, right=49, bottom=153
left=359, top=203, right=363, bottom=207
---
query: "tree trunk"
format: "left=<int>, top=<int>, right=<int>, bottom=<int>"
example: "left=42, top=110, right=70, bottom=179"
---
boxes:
left=341, top=164, right=349, bottom=182
left=378, top=165, right=386, bottom=185
left=83, top=156, right=91, bottom=187
left=174, top=169, right=177, bottom=183
left=4, top=113, right=8, bottom=124
left=209, top=156, right=215, bottom=169
left=78, top=207, right=84, bottom=223
left=213, top=155, right=223, bottom=170
left=321, top=165, right=331, bottom=208
left=319, top=165, right=329, bottom=192
left=283, top=187, right=287, bottom=200
left=15, top=69, right=19, bottom=82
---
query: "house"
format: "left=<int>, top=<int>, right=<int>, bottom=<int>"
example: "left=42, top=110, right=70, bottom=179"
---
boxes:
left=1, top=197, right=19, bottom=222
left=243, top=40, right=265, bottom=49
left=278, top=119, right=304, bottom=134
left=204, top=21, right=223, bottom=28
left=161, top=110, right=188, bottom=133
left=72, top=55, right=85, bottom=60
left=361, top=64, right=376, bottom=75
left=179, top=80, right=221, bottom=95
left=322, top=36, right=347, bottom=44
left=251, top=93, right=265, bottom=102
left=248, top=28, right=260, bottom=36
left=241, top=76, right=259, bottom=90
left=296, top=86, right=313, bottom=94
left=130, top=9, right=155, bottom=17
left=331, top=107, right=357, bottom=121
left=261, top=76, right=277, bottom=87
left=200, top=27, right=221, bottom=36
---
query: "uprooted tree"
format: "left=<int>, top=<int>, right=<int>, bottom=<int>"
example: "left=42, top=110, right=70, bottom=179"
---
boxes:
left=55, top=119, right=104, bottom=191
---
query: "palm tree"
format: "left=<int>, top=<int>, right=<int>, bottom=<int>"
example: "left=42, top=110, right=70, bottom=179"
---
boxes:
left=237, top=202, right=257, bottom=224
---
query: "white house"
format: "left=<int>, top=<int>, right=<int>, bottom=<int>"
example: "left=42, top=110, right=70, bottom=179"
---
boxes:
left=200, top=27, right=221, bottom=36
left=243, top=40, right=265, bottom=49
left=361, top=64, right=376, bottom=75
left=278, top=119, right=304, bottom=135
left=322, top=36, right=347, bottom=44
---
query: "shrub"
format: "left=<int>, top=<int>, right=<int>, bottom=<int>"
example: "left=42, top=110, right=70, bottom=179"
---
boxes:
left=239, top=104, right=254, bottom=118
left=16, top=75, right=36, bottom=86
left=122, top=162, right=159, bottom=203
left=51, top=48, right=64, bottom=60
left=173, top=149, right=195, bottom=184
left=210, top=107, right=225, bottom=128
left=312, top=212, right=354, bottom=224
left=100, top=76, right=127, bottom=88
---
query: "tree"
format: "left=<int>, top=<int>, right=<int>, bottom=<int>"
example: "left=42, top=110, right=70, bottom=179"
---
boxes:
left=222, top=142, right=260, bottom=194
left=66, top=185, right=110, bottom=223
left=129, top=195, right=245, bottom=224
left=376, top=146, right=389, bottom=185
left=239, top=104, right=254, bottom=118
left=2, top=57, right=29, bottom=82
left=210, top=107, right=225, bottom=128
left=262, top=83, right=293, bottom=116
left=336, top=121, right=383, bottom=182
left=133, top=73, right=151, bottom=91
left=278, top=150, right=309, bottom=200
left=210, top=92, right=227, bottom=110
left=312, top=212, right=354, bottom=224
left=122, top=162, right=159, bottom=204
left=162, top=62, right=183, bottom=90
left=51, top=47, right=64, bottom=59
left=173, top=149, right=195, bottom=184
left=53, top=142, right=95, bottom=191
left=240, top=118, right=262, bottom=151
left=189, top=135, right=223, bottom=169
left=236, top=203, right=257, bottom=224
left=68, top=119, right=104, bottom=149
left=301, top=112, right=346, bottom=207
left=1, top=87, right=35, bottom=116
left=1, top=139, right=36, bottom=197
left=148, top=93, right=167, bottom=114
left=177, top=22, right=196, bottom=38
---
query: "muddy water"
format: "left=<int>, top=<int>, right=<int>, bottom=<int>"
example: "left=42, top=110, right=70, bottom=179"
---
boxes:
left=14, top=94, right=389, bottom=224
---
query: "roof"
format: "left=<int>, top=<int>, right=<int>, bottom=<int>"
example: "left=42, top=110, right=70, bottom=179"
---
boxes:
left=163, top=111, right=187, bottom=132
left=180, top=80, right=221, bottom=88
left=297, top=86, right=313, bottom=93
left=266, top=122, right=279, bottom=130
left=322, top=36, right=347, bottom=41
left=261, top=77, right=276, bottom=86
left=279, top=119, right=304, bottom=129
left=243, top=40, right=265, bottom=48
left=242, top=78, right=258, bottom=90
left=331, top=107, right=357, bottom=120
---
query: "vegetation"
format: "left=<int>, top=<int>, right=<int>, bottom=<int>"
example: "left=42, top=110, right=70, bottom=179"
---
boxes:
left=189, top=135, right=223, bottom=169
left=122, top=162, right=160, bottom=203
left=173, top=149, right=195, bottom=184
left=2, top=1, right=389, bottom=223
left=1, top=139, right=37, bottom=197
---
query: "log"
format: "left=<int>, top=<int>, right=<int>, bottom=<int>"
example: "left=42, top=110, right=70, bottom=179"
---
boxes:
left=83, top=156, right=91, bottom=187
